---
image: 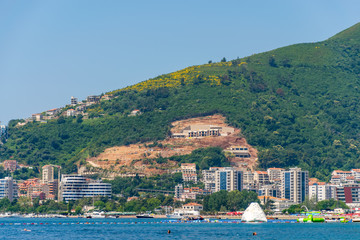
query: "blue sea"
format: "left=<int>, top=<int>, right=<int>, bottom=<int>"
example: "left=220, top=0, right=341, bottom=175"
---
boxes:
left=1, top=218, right=359, bottom=240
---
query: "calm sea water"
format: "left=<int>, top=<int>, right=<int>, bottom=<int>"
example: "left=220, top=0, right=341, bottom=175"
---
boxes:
left=0, top=218, right=359, bottom=240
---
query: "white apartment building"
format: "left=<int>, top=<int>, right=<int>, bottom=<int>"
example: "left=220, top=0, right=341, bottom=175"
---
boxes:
left=267, top=168, right=284, bottom=182
left=331, top=170, right=352, bottom=182
left=181, top=163, right=197, bottom=183
left=202, top=167, right=224, bottom=192
left=175, top=184, right=184, bottom=198
left=281, top=167, right=309, bottom=204
left=0, top=177, right=18, bottom=202
left=215, top=167, right=243, bottom=192
left=59, top=175, right=111, bottom=202
left=309, top=182, right=336, bottom=202
left=254, top=171, right=270, bottom=187
left=71, top=96, right=78, bottom=105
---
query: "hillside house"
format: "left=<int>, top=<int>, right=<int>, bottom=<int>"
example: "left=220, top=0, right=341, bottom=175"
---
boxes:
left=171, top=125, right=234, bottom=138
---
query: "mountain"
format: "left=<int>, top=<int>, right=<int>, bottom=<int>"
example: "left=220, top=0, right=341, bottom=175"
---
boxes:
left=2, top=23, right=360, bottom=179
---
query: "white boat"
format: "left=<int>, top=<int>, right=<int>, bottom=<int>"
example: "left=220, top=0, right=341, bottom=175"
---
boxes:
left=85, top=211, right=106, bottom=218
left=166, top=210, right=200, bottom=219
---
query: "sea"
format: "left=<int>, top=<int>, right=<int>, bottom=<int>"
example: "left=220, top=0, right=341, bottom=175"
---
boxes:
left=0, top=217, right=359, bottom=240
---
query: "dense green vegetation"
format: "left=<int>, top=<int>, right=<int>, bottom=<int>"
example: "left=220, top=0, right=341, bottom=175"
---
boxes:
left=284, top=199, right=349, bottom=214
left=105, top=173, right=183, bottom=198
left=2, top=23, right=360, bottom=179
left=203, top=190, right=259, bottom=212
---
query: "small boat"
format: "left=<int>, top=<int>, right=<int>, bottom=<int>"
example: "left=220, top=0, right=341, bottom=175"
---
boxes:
left=85, top=211, right=106, bottom=219
left=136, top=213, right=154, bottom=219
left=352, top=218, right=360, bottom=222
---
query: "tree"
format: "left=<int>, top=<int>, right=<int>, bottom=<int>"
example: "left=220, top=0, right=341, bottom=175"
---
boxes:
left=221, top=57, right=227, bottom=62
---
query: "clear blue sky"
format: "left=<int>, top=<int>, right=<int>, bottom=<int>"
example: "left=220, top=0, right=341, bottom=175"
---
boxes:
left=1, top=0, right=359, bottom=124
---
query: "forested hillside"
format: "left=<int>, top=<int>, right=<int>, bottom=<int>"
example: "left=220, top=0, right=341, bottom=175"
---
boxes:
left=2, top=23, right=360, bottom=179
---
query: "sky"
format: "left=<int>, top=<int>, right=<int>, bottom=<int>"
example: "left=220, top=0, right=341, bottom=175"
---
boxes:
left=0, top=0, right=360, bottom=125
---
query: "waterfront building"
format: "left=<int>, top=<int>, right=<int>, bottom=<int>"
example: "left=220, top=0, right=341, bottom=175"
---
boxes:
left=3, top=160, right=18, bottom=172
left=281, top=167, right=309, bottom=204
left=258, top=196, right=294, bottom=212
left=182, top=202, right=203, bottom=212
left=214, top=167, right=243, bottom=192
left=59, top=174, right=111, bottom=202
left=309, top=182, right=336, bottom=202
left=42, top=165, right=54, bottom=184
left=0, top=177, right=18, bottom=201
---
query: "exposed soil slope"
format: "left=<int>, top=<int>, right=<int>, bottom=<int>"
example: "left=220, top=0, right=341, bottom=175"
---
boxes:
left=86, top=115, right=257, bottom=176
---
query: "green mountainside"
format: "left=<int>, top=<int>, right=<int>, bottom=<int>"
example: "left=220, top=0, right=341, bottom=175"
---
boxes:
left=2, top=23, right=360, bottom=179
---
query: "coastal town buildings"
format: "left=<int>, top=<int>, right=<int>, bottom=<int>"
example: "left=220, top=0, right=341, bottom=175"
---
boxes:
left=171, top=124, right=234, bottom=138
left=59, top=175, right=111, bottom=202
left=226, top=146, right=251, bottom=158
left=0, top=177, right=18, bottom=201
left=3, top=160, right=18, bottom=172
left=267, top=168, right=284, bottom=182
left=309, top=182, right=336, bottom=202
left=214, top=167, right=243, bottom=192
left=42, top=165, right=54, bottom=184
left=0, top=123, right=6, bottom=138
left=281, top=167, right=309, bottom=204
left=180, top=163, right=197, bottom=183
left=182, top=202, right=203, bottom=212
left=254, top=171, right=270, bottom=188
left=71, top=96, right=78, bottom=105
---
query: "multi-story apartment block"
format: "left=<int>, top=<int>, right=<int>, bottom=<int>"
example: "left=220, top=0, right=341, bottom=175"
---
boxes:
left=227, top=146, right=251, bottom=158
left=0, top=177, right=18, bottom=201
left=267, top=168, right=284, bottom=182
left=281, top=167, right=309, bottom=204
left=71, top=96, right=78, bottom=105
left=214, top=167, right=243, bottom=192
left=331, top=170, right=352, bottom=182
left=171, top=125, right=234, bottom=138
left=352, top=169, right=360, bottom=181
left=3, top=160, right=18, bottom=172
left=87, top=95, right=100, bottom=103
left=258, top=184, right=280, bottom=198
left=309, top=182, right=336, bottom=202
left=175, top=184, right=184, bottom=198
left=181, top=163, right=197, bottom=183
left=336, top=184, right=360, bottom=205
left=59, top=175, right=111, bottom=202
left=243, top=171, right=256, bottom=191
left=254, top=171, right=270, bottom=187
left=202, top=167, right=224, bottom=192
left=42, top=165, right=54, bottom=184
